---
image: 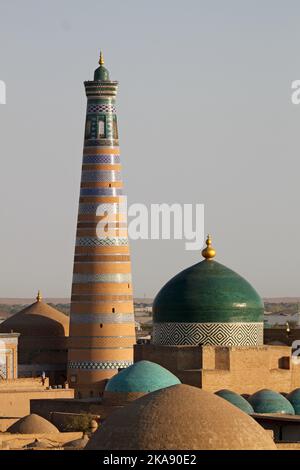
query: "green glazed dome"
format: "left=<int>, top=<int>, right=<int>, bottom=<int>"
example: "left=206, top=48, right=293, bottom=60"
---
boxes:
left=94, top=65, right=110, bottom=81
left=153, top=259, right=263, bottom=324
left=93, top=51, right=110, bottom=81
left=105, top=361, right=181, bottom=393
left=152, top=237, right=264, bottom=346
left=286, top=388, right=300, bottom=415
left=248, top=389, right=295, bottom=415
left=215, top=389, right=254, bottom=415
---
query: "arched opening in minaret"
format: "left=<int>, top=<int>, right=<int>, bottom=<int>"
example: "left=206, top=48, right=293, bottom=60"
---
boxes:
left=112, top=308, right=115, bottom=313
left=100, top=323, right=103, bottom=328
left=98, top=116, right=106, bottom=138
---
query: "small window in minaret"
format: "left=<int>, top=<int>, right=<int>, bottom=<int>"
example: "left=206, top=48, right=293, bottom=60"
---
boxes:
left=85, top=119, right=92, bottom=139
left=98, top=116, right=106, bottom=138
left=112, top=308, right=115, bottom=313
left=113, top=115, right=118, bottom=139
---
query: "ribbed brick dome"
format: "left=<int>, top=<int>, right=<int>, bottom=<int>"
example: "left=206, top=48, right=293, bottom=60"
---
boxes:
left=0, top=293, right=69, bottom=337
left=86, top=384, right=276, bottom=450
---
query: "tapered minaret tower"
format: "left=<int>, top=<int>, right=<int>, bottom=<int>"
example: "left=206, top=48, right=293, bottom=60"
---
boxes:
left=68, top=53, right=136, bottom=397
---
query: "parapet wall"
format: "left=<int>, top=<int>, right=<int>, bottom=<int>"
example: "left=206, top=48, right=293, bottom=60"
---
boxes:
left=134, top=343, right=300, bottom=394
left=0, top=387, right=74, bottom=417
left=0, top=377, right=49, bottom=390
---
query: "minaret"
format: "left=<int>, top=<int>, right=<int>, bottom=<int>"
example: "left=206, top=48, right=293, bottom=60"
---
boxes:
left=68, top=53, right=136, bottom=397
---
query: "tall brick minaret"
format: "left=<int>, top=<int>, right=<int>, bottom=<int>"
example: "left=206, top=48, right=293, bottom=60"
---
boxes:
left=68, top=53, right=136, bottom=398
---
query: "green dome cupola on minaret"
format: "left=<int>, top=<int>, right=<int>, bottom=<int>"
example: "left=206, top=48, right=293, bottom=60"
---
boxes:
left=152, top=235, right=264, bottom=347
left=94, top=51, right=110, bottom=81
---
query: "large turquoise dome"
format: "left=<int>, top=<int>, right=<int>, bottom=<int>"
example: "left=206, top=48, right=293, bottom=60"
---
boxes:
left=248, top=389, right=295, bottom=415
left=152, top=236, right=264, bottom=346
left=215, top=389, right=254, bottom=415
left=105, top=361, right=180, bottom=395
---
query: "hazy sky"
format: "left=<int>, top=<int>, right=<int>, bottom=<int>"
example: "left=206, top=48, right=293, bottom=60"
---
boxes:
left=1, top=0, right=300, bottom=299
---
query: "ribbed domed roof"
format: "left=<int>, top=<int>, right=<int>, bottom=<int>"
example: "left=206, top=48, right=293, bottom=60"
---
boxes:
left=105, top=361, right=180, bottom=393
left=86, top=384, right=276, bottom=450
left=248, top=389, right=295, bottom=415
left=152, top=236, right=264, bottom=346
left=8, top=414, right=59, bottom=434
left=0, top=292, right=69, bottom=337
left=286, top=389, right=300, bottom=415
left=153, top=259, right=263, bottom=324
left=215, top=389, right=254, bottom=414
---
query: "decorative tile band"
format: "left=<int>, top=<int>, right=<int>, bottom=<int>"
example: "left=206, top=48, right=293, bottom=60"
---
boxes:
left=68, top=360, right=133, bottom=370
left=81, top=170, right=122, bottom=182
left=84, top=139, right=119, bottom=147
left=84, top=81, right=118, bottom=93
left=87, top=103, right=116, bottom=113
left=78, top=202, right=126, bottom=215
left=72, top=273, right=132, bottom=283
left=80, top=188, right=123, bottom=196
left=152, top=322, right=264, bottom=347
left=70, top=313, right=134, bottom=324
left=76, top=237, right=128, bottom=247
left=83, top=155, right=120, bottom=164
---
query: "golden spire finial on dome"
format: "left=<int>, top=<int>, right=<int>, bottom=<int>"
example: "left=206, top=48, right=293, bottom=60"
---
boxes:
left=36, top=290, right=42, bottom=302
left=201, top=234, right=216, bottom=260
left=99, top=51, right=104, bottom=66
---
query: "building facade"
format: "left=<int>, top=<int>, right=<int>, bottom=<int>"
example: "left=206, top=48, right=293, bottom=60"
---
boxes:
left=0, top=292, right=68, bottom=385
left=135, top=236, right=300, bottom=394
left=68, top=53, right=136, bottom=397
left=0, top=333, right=19, bottom=380
left=152, top=235, right=264, bottom=346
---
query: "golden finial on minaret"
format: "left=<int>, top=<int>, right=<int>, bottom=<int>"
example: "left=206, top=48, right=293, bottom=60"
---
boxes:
left=201, top=234, right=216, bottom=260
left=99, top=51, right=104, bottom=66
left=36, top=290, right=42, bottom=302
